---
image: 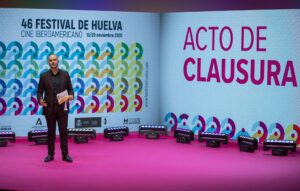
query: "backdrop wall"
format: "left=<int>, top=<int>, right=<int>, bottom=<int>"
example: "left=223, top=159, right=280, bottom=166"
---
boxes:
left=161, top=10, right=300, bottom=145
left=0, top=8, right=160, bottom=135
left=1, top=9, right=300, bottom=147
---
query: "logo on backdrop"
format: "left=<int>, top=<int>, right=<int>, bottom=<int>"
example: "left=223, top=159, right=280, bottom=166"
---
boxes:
left=123, top=117, right=141, bottom=125
left=36, top=118, right=42, bottom=126
left=75, top=117, right=102, bottom=128
left=0, top=125, right=12, bottom=131
left=163, top=112, right=300, bottom=146
left=0, top=41, right=144, bottom=116
left=32, top=117, right=47, bottom=129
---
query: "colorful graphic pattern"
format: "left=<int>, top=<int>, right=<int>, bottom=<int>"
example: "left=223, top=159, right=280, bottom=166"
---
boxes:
left=0, top=41, right=144, bottom=116
left=164, top=112, right=300, bottom=146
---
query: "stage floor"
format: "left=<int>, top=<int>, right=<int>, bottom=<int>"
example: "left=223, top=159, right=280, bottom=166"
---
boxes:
left=0, top=133, right=299, bottom=191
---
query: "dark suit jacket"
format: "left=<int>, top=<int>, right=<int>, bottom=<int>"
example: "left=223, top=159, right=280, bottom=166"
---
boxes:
left=37, top=69, right=74, bottom=116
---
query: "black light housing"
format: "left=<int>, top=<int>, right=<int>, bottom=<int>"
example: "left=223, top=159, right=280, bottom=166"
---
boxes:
left=174, top=128, right=194, bottom=143
left=28, top=130, right=48, bottom=145
left=103, top=126, right=129, bottom=141
left=263, top=139, right=296, bottom=156
left=68, top=128, right=96, bottom=143
left=139, top=125, right=167, bottom=139
left=198, top=132, right=228, bottom=147
left=237, top=136, right=258, bottom=152
left=0, top=131, right=16, bottom=147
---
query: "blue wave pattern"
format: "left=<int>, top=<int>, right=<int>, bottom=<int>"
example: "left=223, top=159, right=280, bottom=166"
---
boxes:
left=163, top=112, right=300, bottom=146
left=0, top=41, right=144, bottom=116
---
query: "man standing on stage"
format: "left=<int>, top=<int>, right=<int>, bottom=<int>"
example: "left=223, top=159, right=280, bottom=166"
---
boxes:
left=37, top=54, right=74, bottom=163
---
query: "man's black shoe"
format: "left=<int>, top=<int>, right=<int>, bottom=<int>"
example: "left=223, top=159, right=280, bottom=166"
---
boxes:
left=62, top=155, right=73, bottom=162
left=44, top=155, right=54, bottom=162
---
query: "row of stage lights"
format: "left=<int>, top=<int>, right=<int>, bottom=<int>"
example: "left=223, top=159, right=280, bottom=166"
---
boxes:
left=0, top=125, right=297, bottom=156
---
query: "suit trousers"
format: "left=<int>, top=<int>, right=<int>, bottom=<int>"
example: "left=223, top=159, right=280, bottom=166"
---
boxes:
left=45, top=104, right=69, bottom=156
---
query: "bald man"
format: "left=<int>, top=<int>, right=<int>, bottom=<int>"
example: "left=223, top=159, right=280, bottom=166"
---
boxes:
left=37, top=54, right=74, bottom=162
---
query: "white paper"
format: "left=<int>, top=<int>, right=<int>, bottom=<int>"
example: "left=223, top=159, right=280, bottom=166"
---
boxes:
left=57, top=90, right=69, bottom=105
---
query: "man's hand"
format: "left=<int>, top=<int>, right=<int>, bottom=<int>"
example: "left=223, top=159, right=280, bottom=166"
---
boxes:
left=39, top=99, right=47, bottom=107
left=68, top=95, right=74, bottom=101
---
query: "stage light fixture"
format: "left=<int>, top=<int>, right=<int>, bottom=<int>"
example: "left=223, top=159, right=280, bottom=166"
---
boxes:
left=272, top=149, right=288, bottom=156
left=198, top=132, right=228, bottom=147
left=263, top=139, right=296, bottom=156
left=28, top=130, right=48, bottom=145
left=103, top=126, right=129, bottom=141
left=74, top=136, right=88, bottom=143
left=0, top=140, right=8, bottom=147
left=68, top=128, right=96, bottom=143
left=139, top=125, right=167, bottom=139
left=0, top=131, right=16, bottom=147
left=174, top=128, right=194, bottom=143
left=237, top=136, right=258, bottom=152
left=206, top=140, right=221, bottom=148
